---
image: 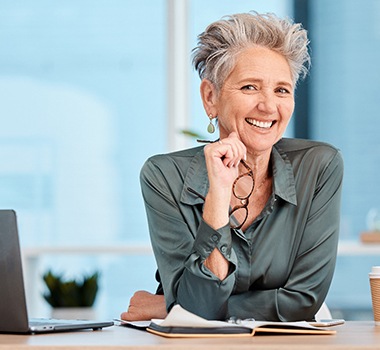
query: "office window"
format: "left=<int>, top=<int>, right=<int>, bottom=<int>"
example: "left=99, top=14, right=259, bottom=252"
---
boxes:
left=0, top=0, right=166, bottom=318
left=307, top=0, right=380, bottom=317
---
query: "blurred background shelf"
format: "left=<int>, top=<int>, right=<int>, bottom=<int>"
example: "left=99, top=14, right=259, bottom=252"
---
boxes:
left=338, top=241, right=380, bottom=256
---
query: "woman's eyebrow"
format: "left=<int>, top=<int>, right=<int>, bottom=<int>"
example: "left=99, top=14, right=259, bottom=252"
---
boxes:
left=237, top=77, right=293, bottom=88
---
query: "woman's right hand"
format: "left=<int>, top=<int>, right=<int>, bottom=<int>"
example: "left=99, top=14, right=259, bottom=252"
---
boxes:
left=204, top=132, right=246, bottom=187
left=202, top=132, right=246, bottom=230
left=120, top=290, right=167, bottom=321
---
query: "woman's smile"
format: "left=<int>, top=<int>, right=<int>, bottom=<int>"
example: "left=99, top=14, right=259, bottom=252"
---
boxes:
left=245, top=118, right=276, bottom=129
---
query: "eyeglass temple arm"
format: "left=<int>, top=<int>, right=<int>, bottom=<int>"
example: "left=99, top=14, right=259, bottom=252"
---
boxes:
left=187, top=187, right=206, bottom=201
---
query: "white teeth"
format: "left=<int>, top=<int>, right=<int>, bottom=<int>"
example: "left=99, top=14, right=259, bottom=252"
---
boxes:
left=246, top=118, right=273, bottom=129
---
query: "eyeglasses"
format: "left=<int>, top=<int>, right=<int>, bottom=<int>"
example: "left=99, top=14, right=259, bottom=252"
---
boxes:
left=187, top=159, right=254, bottom=231
left=229, top=159, right=254, bottom=230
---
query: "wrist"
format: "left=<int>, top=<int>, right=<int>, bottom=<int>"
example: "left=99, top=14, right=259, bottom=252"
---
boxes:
left=203, top=189, right=230, bottom=230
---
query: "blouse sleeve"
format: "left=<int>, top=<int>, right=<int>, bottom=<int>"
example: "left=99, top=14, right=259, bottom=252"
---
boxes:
left=140, top=157, right=238, bottom=320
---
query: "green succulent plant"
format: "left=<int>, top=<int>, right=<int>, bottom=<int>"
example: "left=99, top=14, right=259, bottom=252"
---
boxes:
left=42, top=270, right=99, bottom=308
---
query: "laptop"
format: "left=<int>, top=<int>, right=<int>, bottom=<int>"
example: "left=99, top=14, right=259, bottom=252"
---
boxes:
left=0, top=209, right=114, bottom=334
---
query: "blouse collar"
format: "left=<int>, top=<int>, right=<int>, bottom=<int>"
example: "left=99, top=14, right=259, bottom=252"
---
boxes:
left=180, top=142, right=297, bottom=206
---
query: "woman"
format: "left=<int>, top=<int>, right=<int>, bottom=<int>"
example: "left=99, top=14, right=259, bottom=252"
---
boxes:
left=121, top=12, right=343, bottom=322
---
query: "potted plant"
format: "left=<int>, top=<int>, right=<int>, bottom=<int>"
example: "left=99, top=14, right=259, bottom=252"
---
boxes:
left=42, top=270, right=99, bottom=319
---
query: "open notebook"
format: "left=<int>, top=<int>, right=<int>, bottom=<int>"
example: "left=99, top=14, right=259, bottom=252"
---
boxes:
left=119, top=305, right=339, bottom=338
left=0, top=209, right=114, bottom=334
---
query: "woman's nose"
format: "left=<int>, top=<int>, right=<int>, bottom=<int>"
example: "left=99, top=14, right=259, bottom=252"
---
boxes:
left=257, top=93, right=277, bottom=114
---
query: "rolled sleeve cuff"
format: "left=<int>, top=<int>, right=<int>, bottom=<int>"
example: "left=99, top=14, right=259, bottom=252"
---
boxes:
left=193, top=219, right=235, bottom=263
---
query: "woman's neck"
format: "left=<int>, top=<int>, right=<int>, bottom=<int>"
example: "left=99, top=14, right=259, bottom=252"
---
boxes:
left=245, top=149, right=272, bottom=183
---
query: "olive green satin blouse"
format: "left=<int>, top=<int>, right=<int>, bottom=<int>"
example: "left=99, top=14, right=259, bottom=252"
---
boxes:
left=140, top=138, right=343, bottom=321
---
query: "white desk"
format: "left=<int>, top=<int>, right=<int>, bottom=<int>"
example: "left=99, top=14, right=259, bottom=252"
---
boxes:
left=0, top=322, right=379, bottom=349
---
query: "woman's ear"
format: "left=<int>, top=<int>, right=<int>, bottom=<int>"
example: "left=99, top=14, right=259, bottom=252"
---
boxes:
left=200, top=79, right=218, bottom=115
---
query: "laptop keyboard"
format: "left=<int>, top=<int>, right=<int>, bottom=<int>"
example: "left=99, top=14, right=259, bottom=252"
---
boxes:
left=29, top=319, right=69, bottom=326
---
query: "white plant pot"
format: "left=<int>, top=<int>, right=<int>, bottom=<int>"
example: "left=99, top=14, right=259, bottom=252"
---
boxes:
left=51, top=307, right=97, bottom=320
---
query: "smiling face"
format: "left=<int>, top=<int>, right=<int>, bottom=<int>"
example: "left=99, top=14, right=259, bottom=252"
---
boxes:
left=202, top=46, right=295, bottom=157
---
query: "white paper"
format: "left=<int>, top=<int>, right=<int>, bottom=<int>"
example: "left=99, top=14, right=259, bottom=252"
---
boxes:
left=151, top=304, right=323, bottom=331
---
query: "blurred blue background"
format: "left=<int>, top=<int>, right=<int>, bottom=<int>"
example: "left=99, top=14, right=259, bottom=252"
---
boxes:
left=0, top=0, right=379, bottom=320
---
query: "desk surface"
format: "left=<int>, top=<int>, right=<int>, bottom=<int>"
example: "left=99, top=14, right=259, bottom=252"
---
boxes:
left=0, top=321, right=379, bottom=350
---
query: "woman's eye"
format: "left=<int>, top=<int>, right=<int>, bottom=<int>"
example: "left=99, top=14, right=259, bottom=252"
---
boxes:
left=241, top=85, right=256, bottom=91
left=276, top=87, right=290, bottom=94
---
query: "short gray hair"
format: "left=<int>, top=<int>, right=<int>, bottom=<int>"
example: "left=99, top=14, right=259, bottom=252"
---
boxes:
left=192, top=12, right=310, bottom=90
